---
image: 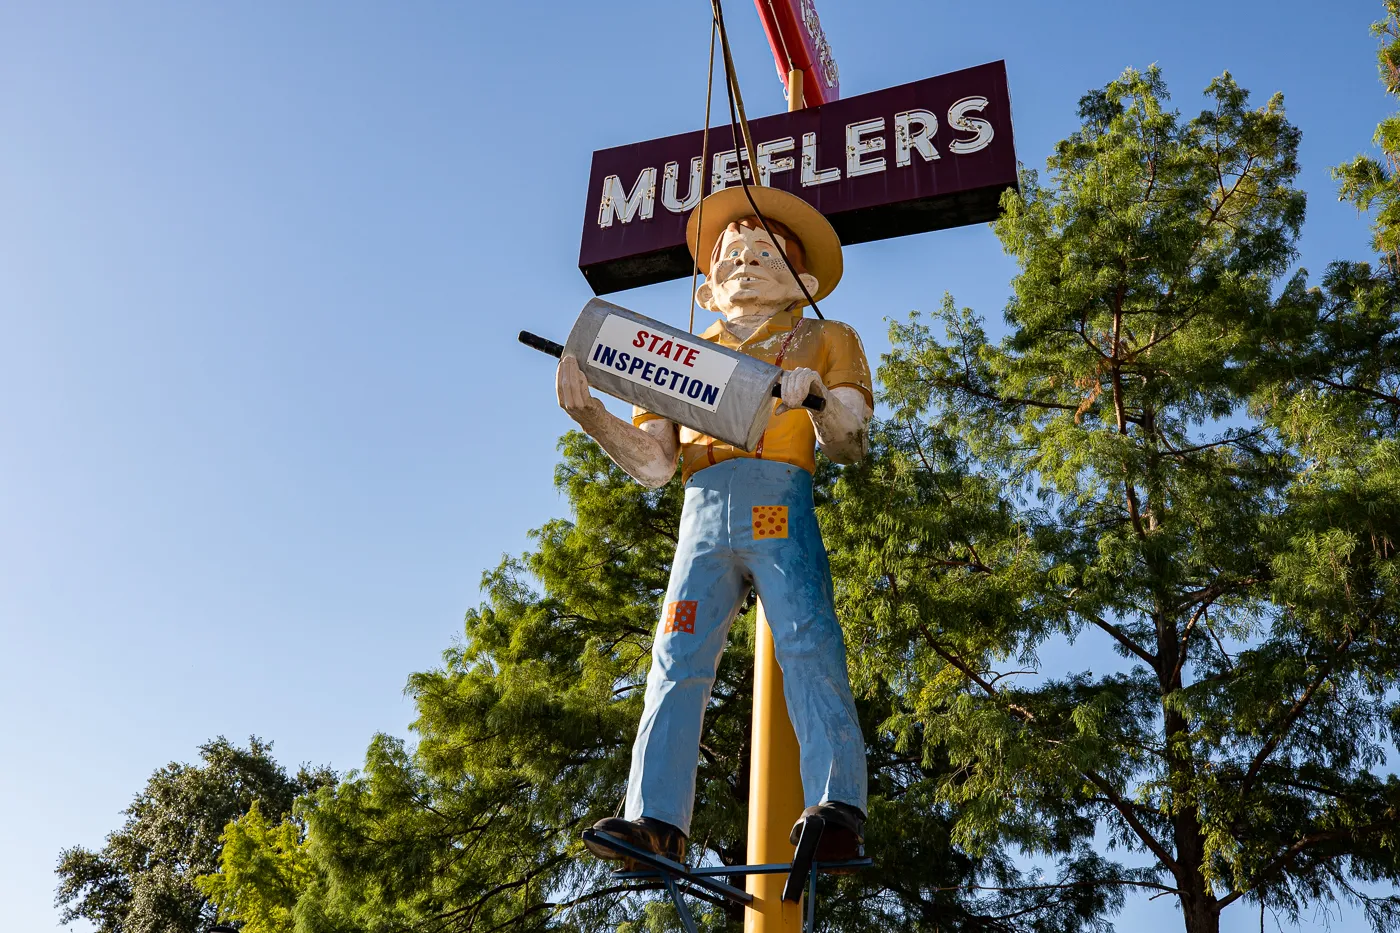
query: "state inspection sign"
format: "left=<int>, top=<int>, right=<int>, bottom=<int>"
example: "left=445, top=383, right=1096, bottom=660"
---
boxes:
left=578, top=60, right=1017, bottom=294
left=587, top=313, right=737, bottom=412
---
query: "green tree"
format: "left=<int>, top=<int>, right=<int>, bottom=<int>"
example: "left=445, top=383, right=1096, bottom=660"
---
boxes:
left=826, top=65, right=1400, bottom=933
left=196, top=801, right=319, bottom=933
left=206, top=436, right=1114, bottom=933
left=56, top=737, right=332, bottom=933
left=1336, top=0, right=1400, bottom=266
left=1279, top=2, right=1400, bottom=439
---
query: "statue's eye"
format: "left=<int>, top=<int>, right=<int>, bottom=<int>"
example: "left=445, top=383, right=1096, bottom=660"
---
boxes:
left=728, top=248, right=740, bottom=258
left=761, top=250, right=771, bottom=257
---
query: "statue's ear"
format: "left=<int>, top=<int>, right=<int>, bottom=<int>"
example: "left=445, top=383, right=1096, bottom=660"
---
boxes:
left=695, top=281, right=715, bottom=311
left=798, top=272, right=819, bottom=297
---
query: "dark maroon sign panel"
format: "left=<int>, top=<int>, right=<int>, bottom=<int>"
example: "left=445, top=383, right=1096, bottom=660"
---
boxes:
left=579, top=61, right=1016, bottom=295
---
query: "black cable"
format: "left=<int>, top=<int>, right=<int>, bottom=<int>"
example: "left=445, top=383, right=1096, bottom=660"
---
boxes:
left=709, top=0, right=825, bottom=320
left=689, top=16, right=718, bottom=333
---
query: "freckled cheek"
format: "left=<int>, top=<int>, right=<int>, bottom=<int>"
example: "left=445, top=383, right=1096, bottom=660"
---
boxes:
left=760, top=256, right=789, bottom=276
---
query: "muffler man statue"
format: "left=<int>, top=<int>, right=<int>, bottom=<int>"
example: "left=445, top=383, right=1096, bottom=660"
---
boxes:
left=556, top=186, right=872, bottom=865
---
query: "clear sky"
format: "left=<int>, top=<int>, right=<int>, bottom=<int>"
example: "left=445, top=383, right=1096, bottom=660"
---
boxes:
left=1, top=2, right=1391, bottom=930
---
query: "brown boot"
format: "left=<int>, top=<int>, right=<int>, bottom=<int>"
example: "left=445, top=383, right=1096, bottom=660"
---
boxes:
left=585, top=816, right=687, bottom=868
left=789, top=802, right=865, bottom=864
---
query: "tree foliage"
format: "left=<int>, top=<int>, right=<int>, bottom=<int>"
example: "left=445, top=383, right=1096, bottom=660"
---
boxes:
left=824, top=66, right=1400, bottom=933
left=1336, top=0, right=1400, bottom=265
left=196, top=801, right=320, bottom=933
left=55, top=737, right=332, bottom=933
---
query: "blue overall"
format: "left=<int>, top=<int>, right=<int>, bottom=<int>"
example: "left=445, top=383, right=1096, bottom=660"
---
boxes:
left=623, top=458, right=868, bottom=835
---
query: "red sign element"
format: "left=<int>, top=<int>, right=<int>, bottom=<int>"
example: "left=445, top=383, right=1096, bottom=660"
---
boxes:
left=754, top=0, right=839, bottom=106
left=578, top=61, right=1017, bottom=295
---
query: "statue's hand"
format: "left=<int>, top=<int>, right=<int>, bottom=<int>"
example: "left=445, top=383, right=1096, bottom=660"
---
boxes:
left=557, top=355, right=602, bottom=422
left=775, top=367, right=826, bottom=415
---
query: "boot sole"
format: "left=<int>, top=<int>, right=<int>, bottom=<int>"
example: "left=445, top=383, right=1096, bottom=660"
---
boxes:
left=584, top=833, right=683, bottom=871
left=787, top=823, right=864, bottom=862
left=584, top=834, right=629, bottom=863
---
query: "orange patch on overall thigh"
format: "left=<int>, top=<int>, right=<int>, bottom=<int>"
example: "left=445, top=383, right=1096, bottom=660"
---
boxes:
left=663, top=600, right=697, bottom=634
left=751, top=505, right=789, bottom=540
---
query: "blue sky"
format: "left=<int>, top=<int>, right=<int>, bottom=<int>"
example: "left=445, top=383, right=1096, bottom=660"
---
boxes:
left=0, top=2, right=1392, bottom=930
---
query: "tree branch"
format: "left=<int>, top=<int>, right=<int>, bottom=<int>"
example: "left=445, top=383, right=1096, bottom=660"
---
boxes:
left=1158, top=429, right=1265, bottom=458
left=911, top=616, right=1037, bottom=722
left=1237, top=633, right=1356, bottom=805
left=1169, top=604, right=1209, bottom=687
left=1216, top=823, right=1387, bottom=911
left=1312, top=375, right=1400, bottom=408
left=915, top=607, right=1183, bottom=885
left=927, top=877, right=1181, bottom=897
left=1080, top=770, right=1182, bottom=878
left=1080, top=611, right=1159, bottom=667
left=940, top=378, right=1084, bottom=414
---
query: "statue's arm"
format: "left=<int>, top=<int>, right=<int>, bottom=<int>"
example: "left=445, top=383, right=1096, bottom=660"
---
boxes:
left=815, top=385, right=873, bottom=464
left=556, top=355, right=679, bottom=488
left=775, top=371, right=872, bottom=465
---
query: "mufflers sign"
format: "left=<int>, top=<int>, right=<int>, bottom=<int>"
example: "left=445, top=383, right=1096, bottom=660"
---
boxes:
left=578, top=60, right=1017, bottom=294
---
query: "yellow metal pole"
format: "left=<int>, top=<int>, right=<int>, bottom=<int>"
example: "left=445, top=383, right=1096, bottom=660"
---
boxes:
left=787, top=68, right=804, bottom=111
left=745, top=65, right=809, bottom=933
left=745, top=601, right=806, bottom=932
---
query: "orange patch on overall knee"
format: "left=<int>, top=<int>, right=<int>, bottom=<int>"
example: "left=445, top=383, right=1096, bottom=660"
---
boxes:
left=752, top=505, right=789, bottom=539
left=663, top=600, right=697, bottom=634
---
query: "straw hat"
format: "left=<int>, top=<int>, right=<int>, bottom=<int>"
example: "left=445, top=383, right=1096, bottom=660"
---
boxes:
left=686, top=186, right=844, bottom=303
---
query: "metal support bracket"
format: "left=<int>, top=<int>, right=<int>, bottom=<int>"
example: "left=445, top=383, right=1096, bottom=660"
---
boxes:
left=660, top=871, right=701, bottom=933
left=782, top=814, right=824, bottom=903
left=584, top=828, right=871, bottom=933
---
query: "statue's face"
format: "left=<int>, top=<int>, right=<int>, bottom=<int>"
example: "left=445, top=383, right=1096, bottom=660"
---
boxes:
left=698, top=225, right=818, bottom=319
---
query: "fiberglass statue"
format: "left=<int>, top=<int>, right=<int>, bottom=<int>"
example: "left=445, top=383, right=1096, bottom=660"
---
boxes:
left=556, top=186, right=872, bottom=866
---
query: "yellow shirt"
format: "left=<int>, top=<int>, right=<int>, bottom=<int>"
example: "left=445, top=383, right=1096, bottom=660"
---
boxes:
left=633, top=308, right=873, bottom=482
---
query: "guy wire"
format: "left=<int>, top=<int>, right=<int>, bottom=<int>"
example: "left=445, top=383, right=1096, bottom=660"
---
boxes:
left=689, top=16, right=718, bottom=334
left=709, top=0, right=824, bottom=319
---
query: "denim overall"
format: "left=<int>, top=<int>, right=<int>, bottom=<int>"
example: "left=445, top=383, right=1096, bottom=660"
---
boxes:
left=623, top=458, right=867, bottom=835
